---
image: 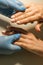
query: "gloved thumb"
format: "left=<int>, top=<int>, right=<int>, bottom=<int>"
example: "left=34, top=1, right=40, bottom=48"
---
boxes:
left=9, top=44, right=21, bottom=51
left=7, top=34, right=21, bottom=50
left=7, top=34, right=21, bottom=43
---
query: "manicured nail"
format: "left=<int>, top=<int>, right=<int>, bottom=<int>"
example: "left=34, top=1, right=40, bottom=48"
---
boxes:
left=11, top=15, right=15, bottom=18
left=11, top=19, right=15, bottom=21
left=11, top=19, right=16, bottom=23
left=14, top=42, right=17, bottom=44
left=16, top=21, right=20, bottom=24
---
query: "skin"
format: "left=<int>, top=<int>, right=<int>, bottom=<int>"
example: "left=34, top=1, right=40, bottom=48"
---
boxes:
left=11, top=3, right=43, bottom=56
left=11, top=3, right=43, bottom=31
left=15, top=33, right=43, bottom=56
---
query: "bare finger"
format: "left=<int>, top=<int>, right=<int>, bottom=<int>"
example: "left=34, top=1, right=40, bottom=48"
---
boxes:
left=16, top=13, right=41, bottom=24
left=35, top=23, right=42, bottom=32
left=14, top=9, right=38, bottom=22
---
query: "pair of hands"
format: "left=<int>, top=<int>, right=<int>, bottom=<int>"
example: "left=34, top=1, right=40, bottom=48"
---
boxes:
left=11, top=3, right=43, bottom=56
left=0, top=0, right=43, bottom=56
left=11, top=3, right=43, bottom=32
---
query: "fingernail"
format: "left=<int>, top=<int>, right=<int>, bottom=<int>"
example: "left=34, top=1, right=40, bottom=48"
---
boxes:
left=14, top=42, right=17, bottom=44
left=11, top=15, right=14, bottom=18
left=16, top=21, right=20, bottom=24
left=20, top=6, right=26, bottom=11
left=14, top=42, right=19, bottom=45
left=11, top=19, right=15, bottom=23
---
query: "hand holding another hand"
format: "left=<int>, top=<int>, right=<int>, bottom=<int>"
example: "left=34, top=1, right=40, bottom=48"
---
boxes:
left=11, top=3, right=43, bottom=32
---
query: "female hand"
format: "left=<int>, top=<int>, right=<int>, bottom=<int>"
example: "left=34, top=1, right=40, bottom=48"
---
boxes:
left=15, top=33, right=43, bottom=56
left=11, top=3, right=43, bottom=31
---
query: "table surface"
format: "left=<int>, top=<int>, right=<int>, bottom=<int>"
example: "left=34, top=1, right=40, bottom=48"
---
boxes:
left=0, top=0, right=43, bottom=65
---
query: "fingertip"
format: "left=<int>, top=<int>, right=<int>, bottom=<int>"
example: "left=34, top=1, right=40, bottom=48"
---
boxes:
left=35, top=25, right=41, bottom=32
left=16, top=21, right=20, bottom=24
left=9, top=44, right=21, bottom=50
left=11, top=19, right=15, bottom=23
left=14, top=42, right=18, bottom=45
left=16, top=20, right=24, bottom=24
left=15, top=42, right=21, bottom=46
left=8, top=34, right=21, bottom=43
left=11, top=15, right=15, bottom=18
left=14, top=34, right=21, bottom=39
left=36, top=29, right=40, bottom=32
left=18, top=6, right=26, bottom=11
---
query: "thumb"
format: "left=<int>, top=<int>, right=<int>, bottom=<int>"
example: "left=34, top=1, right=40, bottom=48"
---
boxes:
left=6, top=34, right=21, bottom=50
left=7, top=34, right=21, bottom=43
left=9, top=44, right=21, bottom=51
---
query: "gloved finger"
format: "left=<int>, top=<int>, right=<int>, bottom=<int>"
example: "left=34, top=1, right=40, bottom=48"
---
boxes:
left=9, top=2, right=26, bottom=11
left=0, top=0, right=10, bottom=8
left=0, top=0, right=26, bottom=11
left=7, top=34, right=21, bottom=51
left=10, top=0, right=26, bottom=11
left=12, top=10, right=16, bottom=14
left=7, top=34, right=21, bottom=43
left=9, top=44, right=21, bottom=50
left=12, top=0, right=23, bottom=6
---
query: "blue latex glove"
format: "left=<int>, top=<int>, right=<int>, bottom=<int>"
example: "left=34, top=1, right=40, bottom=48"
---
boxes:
left=0, top=34, right=21, bottom=55
left=0, top=0, right=26, bottom=11
left=0, top=0, right=26, bottom=17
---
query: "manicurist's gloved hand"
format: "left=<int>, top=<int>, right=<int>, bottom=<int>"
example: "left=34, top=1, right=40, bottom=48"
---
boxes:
left=0, top=0, right=26, bottom=16
left=0, top=0, right=26, bottom=11
left=0, top=34, right=21, bottom=55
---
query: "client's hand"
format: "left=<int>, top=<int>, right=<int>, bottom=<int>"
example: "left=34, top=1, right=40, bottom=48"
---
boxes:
left=11, top=3, right=43, bottom=32
left=15, top=33, right=43, bottom=56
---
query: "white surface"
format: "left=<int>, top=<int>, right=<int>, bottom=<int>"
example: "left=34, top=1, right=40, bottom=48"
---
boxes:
left=0, top=0, right=43, bottom=65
